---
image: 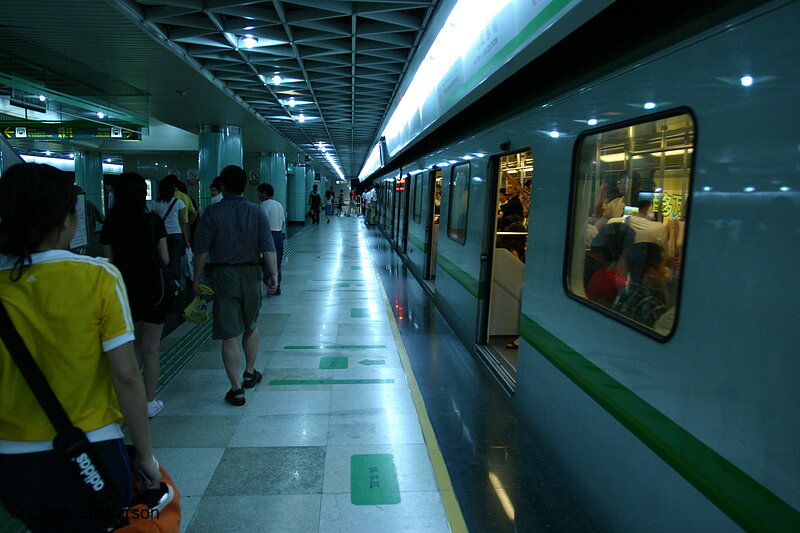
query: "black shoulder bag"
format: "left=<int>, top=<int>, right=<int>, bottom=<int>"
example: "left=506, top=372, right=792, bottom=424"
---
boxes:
left=0, top=300, right=120, bottom=511
left=150, top=208, right=182, bottom=313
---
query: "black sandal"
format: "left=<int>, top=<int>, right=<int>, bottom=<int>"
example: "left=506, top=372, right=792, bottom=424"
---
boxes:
left=242, top=369, right=263, bottom=389
left=225, top=388, right=245, bottom=406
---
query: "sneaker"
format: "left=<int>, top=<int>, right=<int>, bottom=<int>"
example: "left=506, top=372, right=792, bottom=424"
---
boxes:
left=147, top=399, right=165, bottom=418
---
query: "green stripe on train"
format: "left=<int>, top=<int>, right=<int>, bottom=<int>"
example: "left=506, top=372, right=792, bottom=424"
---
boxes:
left=519, top=314, right=800, bottom=532
left=435, top=254, right=485, bottom=299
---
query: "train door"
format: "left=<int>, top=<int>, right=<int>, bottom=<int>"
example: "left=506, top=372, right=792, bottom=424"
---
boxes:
left=399, top=173, right=410, bottom=253
left=479, top=150, right=532, bottom=381
left=424, top=169, right=443, bottom=282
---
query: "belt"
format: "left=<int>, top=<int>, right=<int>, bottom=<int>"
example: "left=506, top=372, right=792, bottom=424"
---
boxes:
left=214, top=261, right=261, bottom=267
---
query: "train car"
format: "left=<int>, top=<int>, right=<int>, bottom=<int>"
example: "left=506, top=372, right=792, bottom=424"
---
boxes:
left=369, top=1, right=800, bottom=531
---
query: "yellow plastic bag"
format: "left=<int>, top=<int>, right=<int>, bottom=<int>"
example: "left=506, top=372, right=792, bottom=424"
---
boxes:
left=182, top=284, right=214, bottom=323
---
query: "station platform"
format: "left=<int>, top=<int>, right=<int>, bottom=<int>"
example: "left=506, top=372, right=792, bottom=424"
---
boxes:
left=1, top=213, right=596, bottom=533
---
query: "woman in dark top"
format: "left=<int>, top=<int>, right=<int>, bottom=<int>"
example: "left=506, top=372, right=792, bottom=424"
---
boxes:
left=100, top=172, right=170, bottom=418
left=500, top=184, right=524, bottom=227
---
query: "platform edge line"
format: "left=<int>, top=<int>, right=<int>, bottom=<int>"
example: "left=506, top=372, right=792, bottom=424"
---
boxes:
left=367, top=231, right=468, bottom=533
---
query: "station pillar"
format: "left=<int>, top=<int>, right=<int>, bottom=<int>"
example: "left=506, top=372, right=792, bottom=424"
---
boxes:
left=286, top=163, right=308, bottom=223
left=198, top=125, right=242, bottom=209
left=74, top=151, right=104, bottom=214
left=260, top=152, right=287, bottom=208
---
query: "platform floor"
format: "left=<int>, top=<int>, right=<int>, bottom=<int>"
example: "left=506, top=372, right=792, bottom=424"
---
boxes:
left=138, top=214, right=597, bottom=532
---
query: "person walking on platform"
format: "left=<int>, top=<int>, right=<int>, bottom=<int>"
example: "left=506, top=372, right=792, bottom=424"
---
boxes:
left=101, top=172, right=170, bottom=418
left=258, top=183, right=285, bottom=295
left=0, top=163, right=161, bottom=533
left=309, top=184, right=321, bottom=224
left=192, top=165, right=279, bottom=407
left=150, top=178, right=188, bottom=282
left=324, top=187, right=334, bottom=223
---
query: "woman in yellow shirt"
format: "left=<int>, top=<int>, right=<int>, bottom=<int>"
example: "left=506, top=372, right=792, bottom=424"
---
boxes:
left=0, top=163, right=160, bottom=532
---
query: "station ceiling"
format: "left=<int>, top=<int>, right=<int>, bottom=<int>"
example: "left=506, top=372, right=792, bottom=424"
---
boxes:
left=0, top=0, right=443, bottom=178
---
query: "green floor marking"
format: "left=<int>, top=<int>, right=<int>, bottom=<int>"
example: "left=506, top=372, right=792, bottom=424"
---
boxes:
left=351, top=454, right=401, bottom=505
left=269, top=379, right=395, bottom=385
left=320, top=356, right=348, bottom=369
left=359, top=359, right=385, bottom=366
left=284, top=344, right=387, bottom=350
left=351, top=308, right=371, bottom=318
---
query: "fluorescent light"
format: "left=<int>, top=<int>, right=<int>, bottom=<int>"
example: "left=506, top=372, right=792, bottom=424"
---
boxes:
left=587, top=118, right=598, bottom=126
left=288, top=97, right=296, bottom=108
left=703, top=186, right=712, bottom=191
left=744, top=186, right=755, bottom=192
left=97, top=111, right=105, bottom=119
left=475, top=153, right=486, bottom=158
left=242, top=35, right=258, bottom=48
left=106, top=158, right=112, bottom=163
left=298, top=113, right=306, bottom=123
left=38, top=95, right=46, bottom=102
left=45, top=150, right=51, bottom=156
left=272, top=74, right=283, bottom=85
left=740, top=75, right=754, bottom=87
left=780, top=186, right=790, bottom=192
left=599, top=153, right=626, bottom=162
left=643, top=102, right=656, bottom=110
left=549, top=130, right=560, bottom=138
left=69, top=153, right=75, bottom=158
left=243, top=26, right=255, bottom=30
left=462, top=155, right=473, bottom=160
left=657, top=149, right=694, bottom=157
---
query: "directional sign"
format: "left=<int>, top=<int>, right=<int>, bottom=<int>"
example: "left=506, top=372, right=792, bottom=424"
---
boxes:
left=351, top=454, right=400, bottom=505
left=358, top=359, right=385, bottom=366
left=1, top=122, right=141, bottom=140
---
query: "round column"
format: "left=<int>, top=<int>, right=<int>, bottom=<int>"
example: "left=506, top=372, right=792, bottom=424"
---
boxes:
left=74, top=151, right=104, bottom=214
left=198, top=125, right=242, bottom=209
left=287, top=163, right=308, bottom=223
left=260, top=152, right=287, bottom=208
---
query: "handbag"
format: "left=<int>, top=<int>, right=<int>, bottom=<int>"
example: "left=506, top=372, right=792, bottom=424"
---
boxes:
left=0, top=299, right=122, bottom=518
left=145, top=212, right=182, bottom=314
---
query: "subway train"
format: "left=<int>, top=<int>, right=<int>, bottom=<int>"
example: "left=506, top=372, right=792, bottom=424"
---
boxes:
left=365, top=1, right=799, bottom=532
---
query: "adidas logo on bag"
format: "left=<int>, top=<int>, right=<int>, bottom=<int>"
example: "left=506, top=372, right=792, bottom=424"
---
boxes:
left=73, top=452, right=106, bottom=492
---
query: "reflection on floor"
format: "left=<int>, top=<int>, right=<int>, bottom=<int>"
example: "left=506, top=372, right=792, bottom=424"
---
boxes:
left=367, top=224, right=598, bottom=533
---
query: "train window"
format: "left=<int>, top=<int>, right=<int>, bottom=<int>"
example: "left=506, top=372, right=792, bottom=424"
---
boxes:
left=447, top=162, right=471, bottom=244
left=413, top=173, right=423, bottom=223
left=565, top=112, right=694, bottom=339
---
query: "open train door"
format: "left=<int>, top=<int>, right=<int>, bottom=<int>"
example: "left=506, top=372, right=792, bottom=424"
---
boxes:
left=423, top=168, right=443, bottom=288
left=477, top=150, right=532, bottom=390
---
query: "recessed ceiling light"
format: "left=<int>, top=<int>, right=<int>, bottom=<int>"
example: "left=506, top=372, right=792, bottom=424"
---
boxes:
left=272, top=74, right=283, bottom=85
left=587, top=118, right=598, bottom=126
left=38, top=95, right=46, bottom=102
left=549, top=130, right=561, bottom=138
left=740, top=75, right=754, bottom=87
left=97, top=111, right=105, bottom=119
left=643, top=102, right=656, bottom=110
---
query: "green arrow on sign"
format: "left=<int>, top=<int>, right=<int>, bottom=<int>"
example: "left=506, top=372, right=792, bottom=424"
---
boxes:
left=358, top=359, right=385, bottom=366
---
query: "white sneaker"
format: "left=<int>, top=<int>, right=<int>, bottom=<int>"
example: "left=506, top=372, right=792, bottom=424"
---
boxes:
left=147, top=399, right=165, bottom=418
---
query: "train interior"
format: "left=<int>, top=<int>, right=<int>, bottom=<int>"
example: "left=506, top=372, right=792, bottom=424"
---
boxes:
left=425, top=169, right=443, bottom=284
left=566, top=113, right=693, bottom=337
left=483, top=151, right=533, bottom=376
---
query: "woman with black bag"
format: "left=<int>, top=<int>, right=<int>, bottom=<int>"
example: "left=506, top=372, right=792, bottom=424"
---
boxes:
left=101, top=172, right=170, bottom=418
left=0, top=163, right=160, bottom=532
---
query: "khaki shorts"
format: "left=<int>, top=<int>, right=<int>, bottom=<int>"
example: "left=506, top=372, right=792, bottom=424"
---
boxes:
left=210, top=265, right=262, bottom=340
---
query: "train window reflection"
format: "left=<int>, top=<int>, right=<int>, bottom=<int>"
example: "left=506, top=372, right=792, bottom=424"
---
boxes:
left=447, top=162, right=471, bottom=244
left=566, top=112, right=694, bottom=339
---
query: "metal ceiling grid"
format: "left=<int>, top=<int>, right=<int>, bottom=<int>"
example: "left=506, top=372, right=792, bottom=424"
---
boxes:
left=116, top=0, right=440, bottom=178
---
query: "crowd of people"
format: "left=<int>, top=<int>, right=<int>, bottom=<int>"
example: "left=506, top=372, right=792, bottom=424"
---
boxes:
left=582, top=171, right=685, bottom=332
left=0, top=162, right=283, bottom=532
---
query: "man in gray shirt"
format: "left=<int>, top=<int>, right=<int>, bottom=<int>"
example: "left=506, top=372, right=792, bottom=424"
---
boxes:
left=192, top=165, right=279, bottom=406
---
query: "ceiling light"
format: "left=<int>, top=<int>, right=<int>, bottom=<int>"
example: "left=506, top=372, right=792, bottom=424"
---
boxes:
left=549, top=130, right=560, bottom=138
left=587, top=118, right=598, bottom=126
left=288, top=97, right=296, bottom=108
left=643, top=102, right=656, bottom=110
left=475, top=153, right=486, bottom=158
left=740, top=75, right=754, bottom=87
left=272, top=74, right=283, bottom=85
left=744, top=186, right=755, bottom=192
left=780, top=186, right=791, bottom=192
left=106, top=158, right=112, bottom=163
left=38, top=95, right=46, bottom=102
left=462, top=155, right=473, bottom=160
left=45, top=150, right=51, bottom=156
left=97, top=111, right=105, bottom=119
left=298, top=113, right=306, bottom=123
left=69, top=153, right=75, bottom=158
left=655, top=187, right=663, bottom=192
left=242, top=35, right=258, bottom=48
left=243, top=26, right=255, bottom=31
left=703, top=186, right=712, bottom=192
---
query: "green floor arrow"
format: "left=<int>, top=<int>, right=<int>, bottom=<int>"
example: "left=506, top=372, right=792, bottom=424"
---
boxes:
left=358, top=359, right=385, bottom=366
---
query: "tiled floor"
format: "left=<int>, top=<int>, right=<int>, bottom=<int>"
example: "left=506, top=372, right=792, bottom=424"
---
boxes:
left=150, top=216, right=452, bottom=533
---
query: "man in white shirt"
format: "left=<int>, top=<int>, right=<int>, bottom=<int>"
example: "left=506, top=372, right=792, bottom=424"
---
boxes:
left=257, top=183, right=286, bottom=295
left=210, top=176, right=223, bottom=205
left=608, top=200, right=667, bottom=248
